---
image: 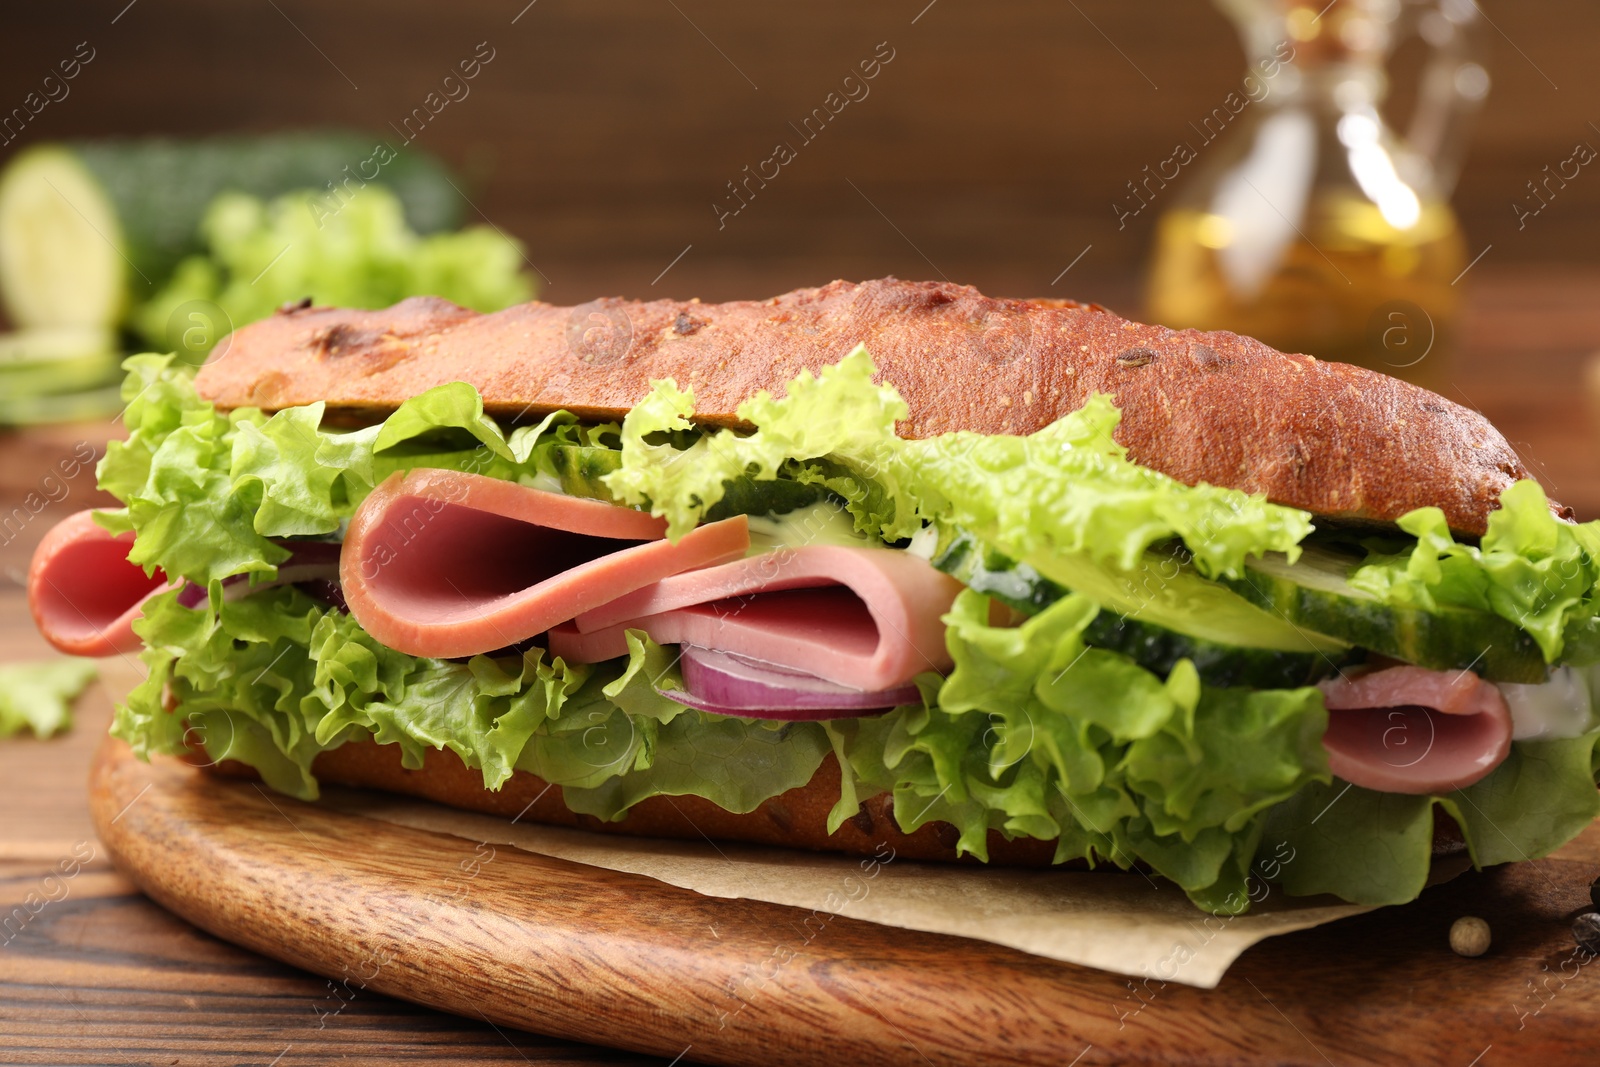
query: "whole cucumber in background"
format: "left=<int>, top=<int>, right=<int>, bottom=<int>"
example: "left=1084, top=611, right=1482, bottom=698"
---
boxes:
left=0, top=132, right=465, bottom=331
left=0, top=132, right=536, bottom=424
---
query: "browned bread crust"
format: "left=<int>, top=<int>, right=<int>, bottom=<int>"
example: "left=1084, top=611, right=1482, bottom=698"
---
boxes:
left=194, top=278, right=1548, bottom=535
left=318, top=743, right=1065, bottom=864
left=204, top=738, right=1464, bottom=863
left=201, top=741, right=1058, bottom=865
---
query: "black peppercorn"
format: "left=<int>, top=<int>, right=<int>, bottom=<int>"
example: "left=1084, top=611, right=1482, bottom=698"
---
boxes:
left=1589, top=876, right=1600, bottom=911
left=1574, top=912, right=1600, bottom=955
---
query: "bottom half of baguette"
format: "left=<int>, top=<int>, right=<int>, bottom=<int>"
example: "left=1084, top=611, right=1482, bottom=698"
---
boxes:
left=204, top=737, right=1468, bottom=865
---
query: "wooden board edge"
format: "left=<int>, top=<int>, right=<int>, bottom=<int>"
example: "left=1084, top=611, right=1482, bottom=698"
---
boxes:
left=86, top=734, right=1141, bottom=1067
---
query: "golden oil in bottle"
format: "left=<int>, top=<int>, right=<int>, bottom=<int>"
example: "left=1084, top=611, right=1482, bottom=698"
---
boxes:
left=1145, top=0, right=1487, bottom=389
left=1147, top=192, right=1465, bottom=389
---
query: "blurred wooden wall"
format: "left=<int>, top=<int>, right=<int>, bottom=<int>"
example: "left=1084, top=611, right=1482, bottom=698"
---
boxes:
left=2, top=0, right=1597, bottom=306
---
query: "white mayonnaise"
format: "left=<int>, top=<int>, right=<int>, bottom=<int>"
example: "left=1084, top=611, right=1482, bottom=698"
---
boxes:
left=745, top=500, right=874, bottom=554
left=1496, top=666, right=1600, bottom=741
left=519, top=469, right=566, bottom=494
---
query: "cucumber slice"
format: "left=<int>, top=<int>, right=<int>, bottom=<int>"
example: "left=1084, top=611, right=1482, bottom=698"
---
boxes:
left=0, top=134, right=465, bottom=328
left=1087, top=612, right=1340, bottom=688
left=0, top=148, right=125, bottom=329
left=0, top=325, right=115, bottom=363
left=1028, top=546, right=1346, bottom=656
left=543, top=443, right=628, bottom=502
left=930, top=527, right=1347, bottom=688
left=0, top=381, right=123, bottom=425
left=1219, top=543, right=1549, bottom=683
left=0, top=328, right=121, bottom=395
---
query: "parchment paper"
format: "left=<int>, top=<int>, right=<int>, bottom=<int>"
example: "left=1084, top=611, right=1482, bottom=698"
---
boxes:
left=318, top=787, right=1465, bottom=989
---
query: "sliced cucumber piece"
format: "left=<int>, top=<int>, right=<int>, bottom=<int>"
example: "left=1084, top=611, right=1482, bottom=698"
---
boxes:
left=707, top=470, right=825, bottom=522
left=543, top=443, right=626, bottom=502
left=0, top=381, right=123, bottom=425
left=0, top=325, right=115, bottom=362
left=1029, top=548, right=1346, bottom=656
left=745, top=500, right=874, bottom=552
left=1086, top=612, right=1340, bottom=688
left=1219, top=543, right=1549, bottom=683
left=0, top=148, right=125, bottom=329
left=0, top=328, right=121, bottom=395
left=930, top=527, right=1347, bottom=688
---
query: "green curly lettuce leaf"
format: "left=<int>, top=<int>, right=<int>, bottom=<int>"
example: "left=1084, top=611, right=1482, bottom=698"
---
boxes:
left=117, top=585, right=829, bottom=812
left=1263, top=729, right=1600, bottom=905
left=1350, top=480, right=1600, bottom=662
left=95, top=357, right=576, bottom=585
left=892, top=393, right=1314, bottom=580
left=604, top=348, right=1313, bottom=580
left=604, top=346, right=920, bottom=540
left=94, top=356, right=822, bottom=588
left=133, top=186, right=533, bottom=358
left=824, top=589, right=1332, bottom=912
left=0, top=658, right=99, bottom=740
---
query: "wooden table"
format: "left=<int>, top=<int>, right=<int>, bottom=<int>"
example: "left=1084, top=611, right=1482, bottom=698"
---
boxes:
left=2, top=266, right=1598, bottom=1065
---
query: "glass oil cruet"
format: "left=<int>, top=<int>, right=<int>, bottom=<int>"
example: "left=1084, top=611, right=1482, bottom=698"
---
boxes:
left=1144, top=0, right=1488, bottom=388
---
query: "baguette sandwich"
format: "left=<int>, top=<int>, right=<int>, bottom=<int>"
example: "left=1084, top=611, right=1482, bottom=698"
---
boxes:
left=30, top=278, right=1600, bottom=913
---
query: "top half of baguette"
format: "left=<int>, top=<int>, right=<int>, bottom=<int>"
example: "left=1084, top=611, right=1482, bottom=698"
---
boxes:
left=193, top=277, right=1553, bottom=536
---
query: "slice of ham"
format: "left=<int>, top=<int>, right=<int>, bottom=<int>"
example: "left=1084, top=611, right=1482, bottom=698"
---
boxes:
left=1317, top=665, right=1513, bottom=794
left=29, top=509, right=174, bottom=657
left=340, top=468, right=750, bottom=659
left=547, top=546, right=965, bottom=691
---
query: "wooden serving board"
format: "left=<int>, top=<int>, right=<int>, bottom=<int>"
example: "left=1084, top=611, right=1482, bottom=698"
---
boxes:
left=90, top=735, right=1600, bottom=1067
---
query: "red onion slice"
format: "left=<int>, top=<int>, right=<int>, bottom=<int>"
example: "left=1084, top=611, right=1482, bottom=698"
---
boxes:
left=222, top=563, right=341, bottom=601
left=274, top=540, right=342, bottom=565
left=660, top=645, right=921, bottom=720
left=172, top=543, right=340, bottom=607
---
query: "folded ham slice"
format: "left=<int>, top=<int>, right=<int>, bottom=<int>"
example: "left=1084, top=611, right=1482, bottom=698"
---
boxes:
left=547, top=546, right=965, bottom=691
left=340, top=469, right=750, bottom=658
left=29, top=509, right=174, bottom=657
left=1317, top=665, right=1513, bottom=794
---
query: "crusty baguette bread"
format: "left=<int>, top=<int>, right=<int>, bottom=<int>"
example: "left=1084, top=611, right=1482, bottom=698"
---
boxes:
left=202, top=743, right=1057, bottom=864
left=194, top=277, right=1550, bottom=535
left=203, top=740, right=1466, bottom=863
